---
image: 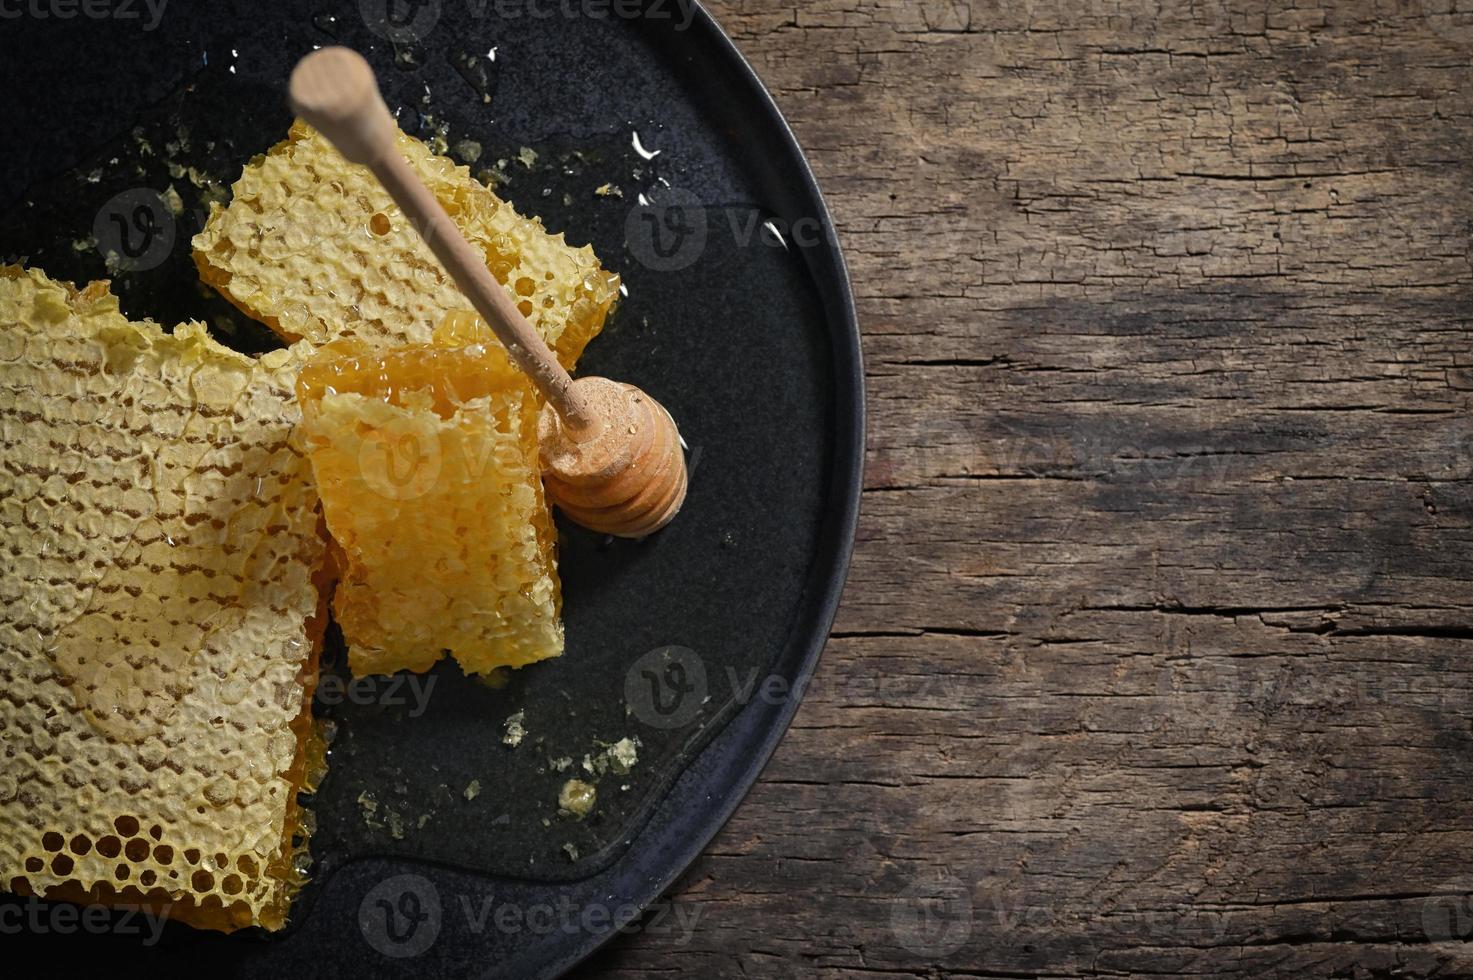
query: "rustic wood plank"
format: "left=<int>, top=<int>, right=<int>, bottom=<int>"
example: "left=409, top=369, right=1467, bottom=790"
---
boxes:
left=578, top=1, right=1473, bottom=976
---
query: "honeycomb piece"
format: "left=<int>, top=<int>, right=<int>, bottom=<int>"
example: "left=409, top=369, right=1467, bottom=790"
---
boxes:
left=0, top=266, right=328, bottom=932
left=294, top=323, right=563, bottom=678
left=192, top=120, right=619, bottom=367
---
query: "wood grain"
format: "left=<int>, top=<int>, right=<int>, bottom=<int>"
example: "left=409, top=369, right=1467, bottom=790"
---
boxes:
left=577, top=1, right=1473, bottom=976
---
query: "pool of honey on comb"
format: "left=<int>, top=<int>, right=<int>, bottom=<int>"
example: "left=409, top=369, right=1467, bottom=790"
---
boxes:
left=0, top=36, right=816, bottom=893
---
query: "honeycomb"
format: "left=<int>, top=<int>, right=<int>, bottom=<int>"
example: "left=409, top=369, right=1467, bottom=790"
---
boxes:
left=294, top=316, right=563, bottom=678
left=0, top=266, right=328, bottom=932
left=192, top=120, right=619, bottom=367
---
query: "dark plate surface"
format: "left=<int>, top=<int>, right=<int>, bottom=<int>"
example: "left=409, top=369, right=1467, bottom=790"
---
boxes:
left=0, top=0, right=862, bottom=975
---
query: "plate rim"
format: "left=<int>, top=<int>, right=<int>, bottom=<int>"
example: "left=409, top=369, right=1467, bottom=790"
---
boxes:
left=526, top=3, right=865, bottom=976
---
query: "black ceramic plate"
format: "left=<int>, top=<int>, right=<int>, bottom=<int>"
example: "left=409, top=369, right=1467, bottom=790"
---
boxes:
left=0, top=1, right=861, bottom=976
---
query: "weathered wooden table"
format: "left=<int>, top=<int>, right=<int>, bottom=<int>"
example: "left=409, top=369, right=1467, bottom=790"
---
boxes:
left=579, top=2, right=1473, bottom=976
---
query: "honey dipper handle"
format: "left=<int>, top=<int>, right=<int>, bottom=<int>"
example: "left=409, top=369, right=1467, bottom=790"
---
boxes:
left=289, top=46, right=599, bottom=435
left=368, top=154, right=598, bottom=432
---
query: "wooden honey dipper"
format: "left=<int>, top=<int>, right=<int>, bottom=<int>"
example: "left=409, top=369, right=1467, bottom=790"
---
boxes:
left=289, top=47, right=687, bottom=538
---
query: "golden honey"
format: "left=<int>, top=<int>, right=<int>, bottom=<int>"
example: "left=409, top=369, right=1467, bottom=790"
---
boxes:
left=295, top=321, right=563, bottom=678
left=0, top=267, right=327, bottom=932
left=192, top=120, right=619, bottom=366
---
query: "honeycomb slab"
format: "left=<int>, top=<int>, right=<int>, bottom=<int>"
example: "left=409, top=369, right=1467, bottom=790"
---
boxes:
left=295, top=325, right=563, bottom=678
left=0, top=267, right=328, bottom=932
left=192, top=120, right=619, bottom=366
